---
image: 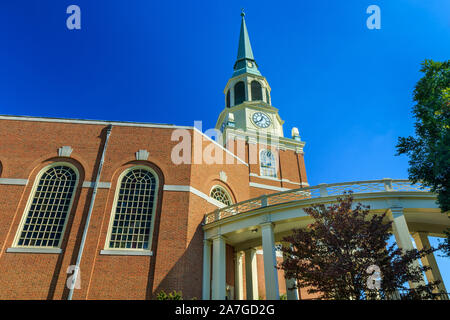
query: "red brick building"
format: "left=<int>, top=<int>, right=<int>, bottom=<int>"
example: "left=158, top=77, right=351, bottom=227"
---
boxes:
left=0, top=13, right=308, bottom=300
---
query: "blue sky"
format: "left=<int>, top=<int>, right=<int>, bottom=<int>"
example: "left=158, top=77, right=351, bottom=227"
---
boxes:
left=0, top=1, right=449, bottom=290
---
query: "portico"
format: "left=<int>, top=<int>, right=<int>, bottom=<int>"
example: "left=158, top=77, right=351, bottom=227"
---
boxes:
left=202, top=179, right=449, bottom=300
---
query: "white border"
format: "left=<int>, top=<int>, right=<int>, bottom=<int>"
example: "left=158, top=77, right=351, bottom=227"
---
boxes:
left=10, top=162, right=80, bottom=251
left=104, top=166, right=159, bottom=254
left=163, top=185, right=226, bottom=208
left=249, top=182, right=291, bottom=192
left=0, top=178, right=28, bottom=185
left=209, top=185, right=234, bottom=206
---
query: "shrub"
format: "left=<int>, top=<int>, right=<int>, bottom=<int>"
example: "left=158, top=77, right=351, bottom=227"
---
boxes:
left=156, top=290, right=183, bottom=300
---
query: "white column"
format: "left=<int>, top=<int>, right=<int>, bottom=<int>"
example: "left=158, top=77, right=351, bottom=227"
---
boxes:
left=412, top=232, right=448, bottom=298
left=261, top=222, right=280, bottom=300
left=211, top=235, right=227, bottom=300
left=202, top=239, right=211, bottom=300
left=230, top=85, right=235, bottom=107
left=244, top=248, right=258, bottom=300
left=391, top=207, right=425, bottom=288
left=261, top=84, right=267, bottom=103
left=246, top=79, right=251, bottom=101
left=235, top=251, right=244, bottom=300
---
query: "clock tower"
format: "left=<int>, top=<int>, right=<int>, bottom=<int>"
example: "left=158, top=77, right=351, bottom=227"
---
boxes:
left=216, top=12, right=304, bottom=156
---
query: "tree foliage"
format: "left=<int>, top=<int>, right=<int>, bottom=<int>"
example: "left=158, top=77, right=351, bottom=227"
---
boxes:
left=396, top=59, right=450, bottom=212
left=279, top=194, right=441, bottom=300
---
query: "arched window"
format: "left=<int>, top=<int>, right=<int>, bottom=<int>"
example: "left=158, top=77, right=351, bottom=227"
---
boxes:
left=251, top=81, right=262, bottom=101
left=107, top=167, right=158, bottom=250
left=14, top=163, right=78, bottom=248
left=234, top=81, right=245, bottom=105
left=266, top=88, right=271, bottom=104
left=226, top=90, right=231, bottom=108
left=260, top=150, right=277, bottom=178
left=210, top=186, right=232, bottom=206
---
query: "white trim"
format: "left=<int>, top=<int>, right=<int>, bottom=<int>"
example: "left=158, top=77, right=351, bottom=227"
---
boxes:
left=100, top=249, right=153, bottom=256
left=6, top=247, right=62, bottom=254
left=0, top=178, right=28, bottom=185
left=249, top=173, right=309, bottom=187
left=58, top=146, right=73, bottom=157
left=0, top=115, right=190, bottom=130
left=193, top=127, right=248, bottom=167
left=249, top=182, right=291, bottom=192
left=82, top=181, right=111, bottom=189
left=11, top=162, right=80, bottom=249
left=209, top=185, right=233, bottom=206
left=163, top=185, right=226, bottom=208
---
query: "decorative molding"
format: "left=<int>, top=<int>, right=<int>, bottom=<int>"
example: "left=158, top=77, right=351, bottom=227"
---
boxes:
left=58, top=146, right=73, bottom=157
left=0, top=178, right=28, bottom=186
left=219, top=171, right=228, bottom=183
left=226, top=127, right=305, bottom=152
left=247, top=137, right=258, bottom=144
left=249, top=182, right=291, bottom=192
left=163, top=185, right=225, bottom=208
left=135, top=149, right=149, bottom=161
left=82, top=181, right=111, bottom=189
left=193, top=127, right=248, bottom=167
left=6, top=247, right=62, bottom=254
left=249, top=173, right=309, bottom=187
left=100, top=250, right=153, bottom=256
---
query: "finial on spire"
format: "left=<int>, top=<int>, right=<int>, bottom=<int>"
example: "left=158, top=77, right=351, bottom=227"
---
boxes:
left=232, top=9, right=261, bottom=77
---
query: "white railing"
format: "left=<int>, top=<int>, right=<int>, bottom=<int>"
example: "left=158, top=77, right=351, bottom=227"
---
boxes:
left=204, top=179, right=432, bottom=224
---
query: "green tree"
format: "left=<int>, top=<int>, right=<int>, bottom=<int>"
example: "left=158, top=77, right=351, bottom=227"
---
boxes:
left=396, top=59, right=450, bottom=256
left=279, top=194, right=441, bottom=300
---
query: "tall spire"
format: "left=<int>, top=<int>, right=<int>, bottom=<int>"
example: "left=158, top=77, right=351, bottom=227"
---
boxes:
left=233, top=10, right=261, bottom=77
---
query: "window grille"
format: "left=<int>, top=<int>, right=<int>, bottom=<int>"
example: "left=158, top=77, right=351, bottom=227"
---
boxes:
left=210, top=186, right=232, bottom=206
left=16, top=165, right=77, bottom=248
left=108, top=168, right=157, bottom=250
left=260, top=150, right=277, bottom=178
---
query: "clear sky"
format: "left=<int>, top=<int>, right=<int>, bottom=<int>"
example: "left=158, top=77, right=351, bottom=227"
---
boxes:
left=0, top=1, right=449, bottom=291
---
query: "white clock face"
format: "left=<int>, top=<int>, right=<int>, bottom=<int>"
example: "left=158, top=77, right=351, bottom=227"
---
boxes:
left=247, top=61, right=253, bottom=68
left=252, top=112, right=271, bottom=128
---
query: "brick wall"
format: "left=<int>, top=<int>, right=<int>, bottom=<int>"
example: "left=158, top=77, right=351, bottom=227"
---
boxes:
left=0, top=116, right=308, bottom=300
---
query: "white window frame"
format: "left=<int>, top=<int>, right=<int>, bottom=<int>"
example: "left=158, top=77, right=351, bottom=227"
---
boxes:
left=209, top=185, right=233, bottom=206
left=102, top=166, right=159, bottom=256
left=259, top=149, right=277, bottom=178
left=10, top=162, right=79, bottom=252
